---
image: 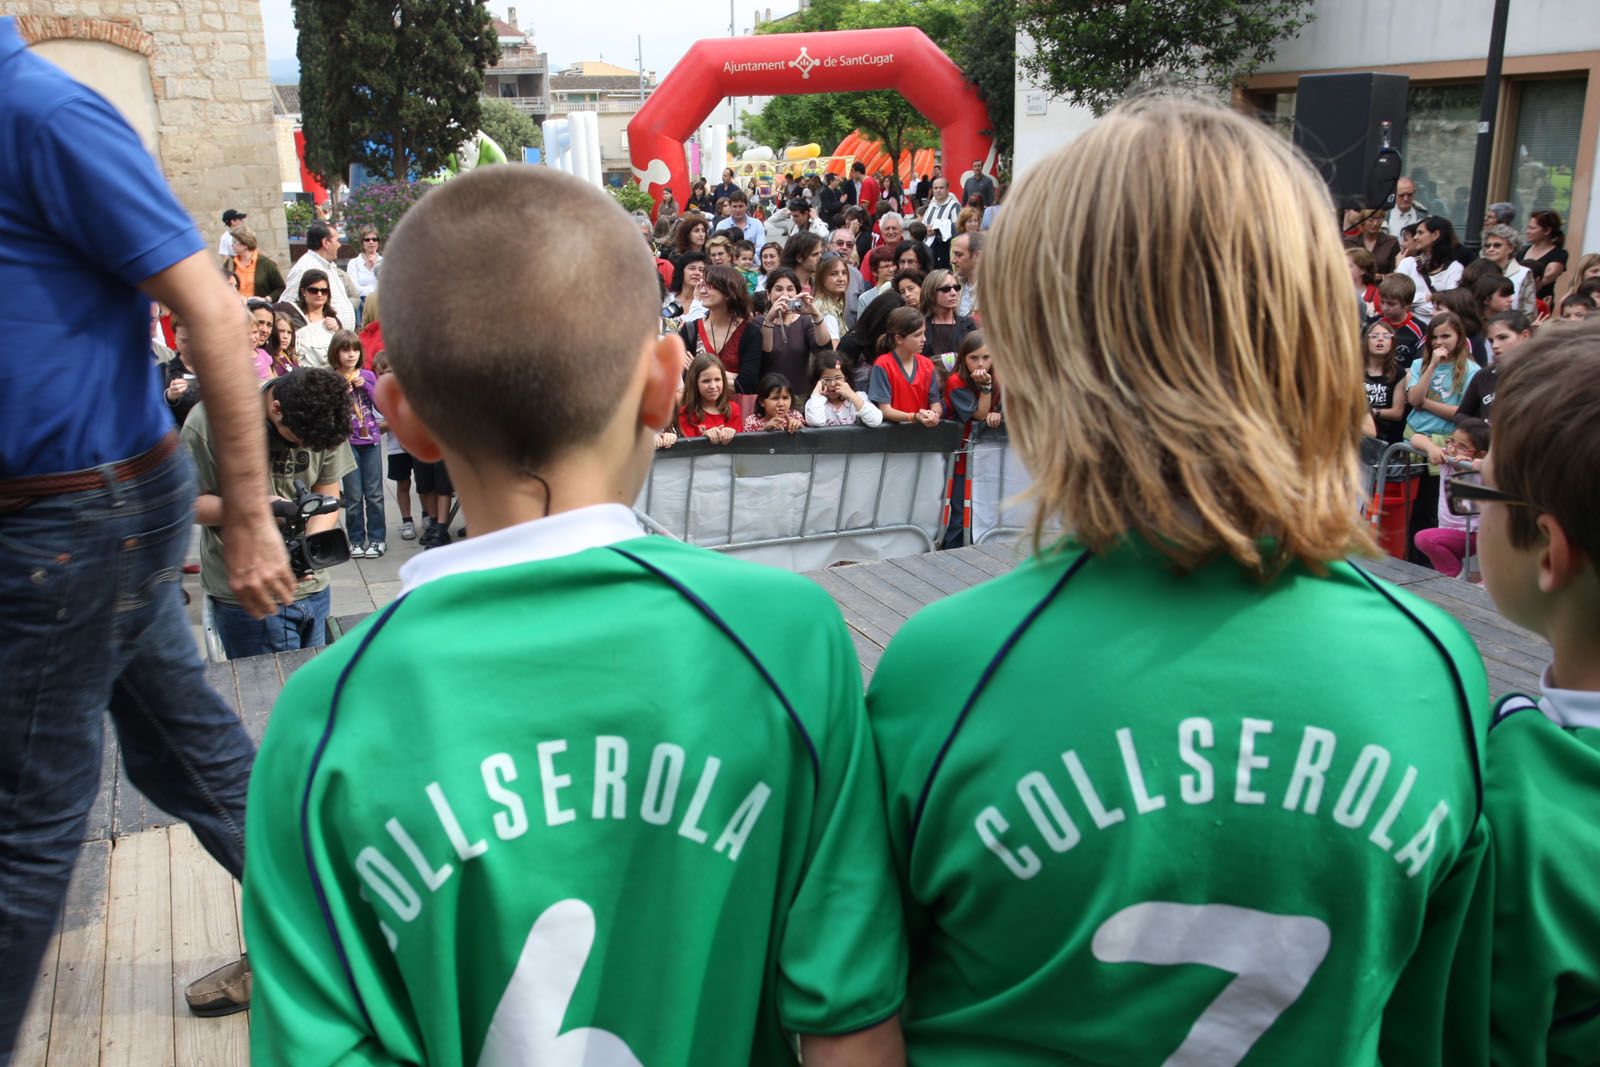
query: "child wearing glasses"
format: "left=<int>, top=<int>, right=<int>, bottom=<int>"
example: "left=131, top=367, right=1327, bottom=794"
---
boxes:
left=1448, top=320, right=1600, bottom=1064
left=1410, top=416, right=1488, bottom=577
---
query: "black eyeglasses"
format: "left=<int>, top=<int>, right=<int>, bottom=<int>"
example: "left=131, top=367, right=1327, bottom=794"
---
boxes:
left=304, top=286, right=330, bottom=295
left=1445, top=472, right=1530, bottom=517
left=936, top=284, right=962, bottom=293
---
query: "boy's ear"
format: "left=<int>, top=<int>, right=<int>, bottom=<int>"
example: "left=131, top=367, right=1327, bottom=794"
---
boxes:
left=374, top=371, right=443, bottom=462
left=1537, top=513, right=1586, bottom=594
left=640, top=333, right=687, bottom=432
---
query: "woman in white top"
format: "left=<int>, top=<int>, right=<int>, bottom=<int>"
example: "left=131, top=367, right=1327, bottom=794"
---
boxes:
left=811, top=253, right=851, bottom=345
left=292, top=269, right=340, bottom=367
left=1394, top=215, right=1465, bottom=319
left=350, top=229, right=382, bottom=298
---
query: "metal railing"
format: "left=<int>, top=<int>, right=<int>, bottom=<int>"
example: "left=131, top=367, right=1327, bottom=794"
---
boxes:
left=1367, top=438, right=1479, bottom=582
left=637, top=423, right=961, bottom=566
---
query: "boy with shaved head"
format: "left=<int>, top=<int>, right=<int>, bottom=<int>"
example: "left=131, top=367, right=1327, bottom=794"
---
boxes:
left=242, top=167, right=905, bottom=1066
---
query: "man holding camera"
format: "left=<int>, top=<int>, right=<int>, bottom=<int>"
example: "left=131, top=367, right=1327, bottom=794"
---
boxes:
left=183, top=367, right=355, bottom=659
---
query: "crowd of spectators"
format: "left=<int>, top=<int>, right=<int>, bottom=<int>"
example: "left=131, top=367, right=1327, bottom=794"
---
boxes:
left=1348, top=183, right=1599, bottom=574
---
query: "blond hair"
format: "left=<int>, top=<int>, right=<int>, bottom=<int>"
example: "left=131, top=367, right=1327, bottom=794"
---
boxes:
left=981, top=96, right=1372, bottom=572
left=381, top=167, right=658, bottom=471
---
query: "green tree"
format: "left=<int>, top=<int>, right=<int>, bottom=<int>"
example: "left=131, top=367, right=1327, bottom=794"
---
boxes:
left=953, top=0, right=1015, bottom=164
left=751, top=0, right=973, bottom=176
left=1018, top=0, right=1314, bottom=116
left=479, top=97, right=543, bottom=157
left=295, top=0, right=501, bottom=184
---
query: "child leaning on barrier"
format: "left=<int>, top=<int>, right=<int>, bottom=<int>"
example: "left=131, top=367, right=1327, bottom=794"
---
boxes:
left=241, top=165, right=908, bottom=1066
left=1452, top=320, right=1600, bottom=1064
left=1409, top=416, right=1489, bottom=578
left=867, top=306, right=942, bottom=427
left=743, top=372, right=804, bottom=433
left=805, top=351, right=883, bottom=427
left=677, top=352, right=740, bottom=444
left=943, top=330, right=1002, bottom=432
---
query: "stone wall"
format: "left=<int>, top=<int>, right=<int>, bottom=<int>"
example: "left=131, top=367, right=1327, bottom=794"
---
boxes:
left=13, top=2, right=289, bottom=272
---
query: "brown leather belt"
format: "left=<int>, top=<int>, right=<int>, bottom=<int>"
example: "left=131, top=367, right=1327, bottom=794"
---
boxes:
left=0, top=431, right=180, bottom=499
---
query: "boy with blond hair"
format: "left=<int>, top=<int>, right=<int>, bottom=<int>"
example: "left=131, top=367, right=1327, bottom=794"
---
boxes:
left=868, top=98, right=1490, bottom=1066
left=1457, top=320, right=1600, bottom=1062
left=242, top=167, right=905, bottom=1066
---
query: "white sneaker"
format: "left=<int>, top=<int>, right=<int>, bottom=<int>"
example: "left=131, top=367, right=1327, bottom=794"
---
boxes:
left=400, top=519, right=416, bottom=540
left=369, top=541, right=386, bottom=557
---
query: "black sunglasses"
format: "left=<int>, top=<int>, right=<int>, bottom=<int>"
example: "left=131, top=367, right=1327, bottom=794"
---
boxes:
left=304, top=286, right=330, bottom=295
left=362, top=236, right=379, bottom=242
left=936, top=284, right=961, bottom=293
left=1445, top=472, right=1530, bottom=517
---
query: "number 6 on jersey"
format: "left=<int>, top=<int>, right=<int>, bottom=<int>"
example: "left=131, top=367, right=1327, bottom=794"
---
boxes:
left=1091, top=902, right=1331, bottom=1067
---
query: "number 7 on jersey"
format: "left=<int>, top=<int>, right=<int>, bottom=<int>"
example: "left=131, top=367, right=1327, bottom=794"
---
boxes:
left=1092, top=902, right=1331, bottom=1067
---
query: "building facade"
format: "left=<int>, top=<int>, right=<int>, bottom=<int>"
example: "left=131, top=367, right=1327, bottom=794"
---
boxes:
left=1014, top=0, right=1600, bottom=251
left=11, top=2, right=287, bottom=266
left=482, top=8, right=550, bottom=122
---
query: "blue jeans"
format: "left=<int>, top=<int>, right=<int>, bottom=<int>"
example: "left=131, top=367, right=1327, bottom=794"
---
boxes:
left=211, top=585, right=330, bottom=659
left=0, top=447, right=254, bottom=1060
left=342, top=442, right=384, bottom=545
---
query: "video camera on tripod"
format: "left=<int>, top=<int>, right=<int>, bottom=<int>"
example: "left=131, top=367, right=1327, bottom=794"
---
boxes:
left=272, top=479, right=351, bottom=576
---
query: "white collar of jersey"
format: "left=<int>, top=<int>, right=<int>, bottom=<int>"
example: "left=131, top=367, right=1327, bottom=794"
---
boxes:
left=1537, top=666, right=1600, bottom=730
left=398, top=503, right=644, bottom=594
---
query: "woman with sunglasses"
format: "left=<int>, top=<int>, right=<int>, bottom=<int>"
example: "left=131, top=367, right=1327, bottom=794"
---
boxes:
left=350, top=230, right=382, bottom=322
left=917, top=267, right=976, bottom=368
left=292, top=269, right=341, bottom=367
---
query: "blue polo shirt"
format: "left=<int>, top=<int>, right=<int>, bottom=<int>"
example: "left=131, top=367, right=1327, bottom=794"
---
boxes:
left=0, top=17, right=204, bottom=477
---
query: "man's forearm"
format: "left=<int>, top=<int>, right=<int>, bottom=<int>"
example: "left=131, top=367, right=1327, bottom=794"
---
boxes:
left=142, top=252, right=271, bottom=526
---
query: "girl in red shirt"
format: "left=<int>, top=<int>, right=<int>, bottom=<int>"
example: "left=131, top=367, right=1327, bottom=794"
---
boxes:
left=677, top=353, right=740, bottom=444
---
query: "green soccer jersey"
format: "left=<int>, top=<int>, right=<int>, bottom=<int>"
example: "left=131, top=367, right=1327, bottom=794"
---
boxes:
left=1479, top=688, right=1600, bottom=1064
left=243, top=519, right=905, bottom=1066
left=868, top=539, right=1491, bottom=1067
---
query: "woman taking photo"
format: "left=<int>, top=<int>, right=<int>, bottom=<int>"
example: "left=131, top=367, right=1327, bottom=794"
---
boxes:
left=292, top=269, right=340, bottom=367
left=917, top=267, right=977, bottom=366
left=663, top=252, right=709, bottom=335
left=1519, top=209, right=1567, bottom=307
left=680, top=265, right=761, bottom=386
left=745, top=266, right=829, bottom=394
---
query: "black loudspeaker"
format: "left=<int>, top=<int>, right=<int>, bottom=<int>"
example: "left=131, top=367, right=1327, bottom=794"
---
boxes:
left=1293, top=73, right=1409, bottom=208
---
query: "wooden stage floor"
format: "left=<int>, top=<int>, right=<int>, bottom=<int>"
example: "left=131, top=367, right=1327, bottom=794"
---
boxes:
left=13, top=544, right=1549, bottom=1065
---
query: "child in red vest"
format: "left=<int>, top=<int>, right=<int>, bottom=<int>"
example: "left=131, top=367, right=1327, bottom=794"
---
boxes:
left=867, top=306, right=942, bottom=426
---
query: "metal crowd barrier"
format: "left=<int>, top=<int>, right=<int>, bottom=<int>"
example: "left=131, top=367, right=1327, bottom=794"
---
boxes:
left=1366, top=437, right=1479, bottom=582
left=636, top=423, right=962, bottom=568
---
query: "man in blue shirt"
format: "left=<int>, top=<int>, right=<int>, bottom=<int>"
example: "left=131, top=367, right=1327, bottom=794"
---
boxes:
left=0, top=17, right=298, bottom=1054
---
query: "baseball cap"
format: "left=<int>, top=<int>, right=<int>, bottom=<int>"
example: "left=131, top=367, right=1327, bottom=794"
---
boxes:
left=222, top=209, right=248, bottom=223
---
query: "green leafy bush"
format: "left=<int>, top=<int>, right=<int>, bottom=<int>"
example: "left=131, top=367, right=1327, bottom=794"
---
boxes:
left=340, top=180, right=438, bottom=239
left=609, top=181, right=656, bottom=216
left=285, top=200, right=317, bottom=238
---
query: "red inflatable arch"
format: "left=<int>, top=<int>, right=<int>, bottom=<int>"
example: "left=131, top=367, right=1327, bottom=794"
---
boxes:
left=628, top=27, right=995, bottom=214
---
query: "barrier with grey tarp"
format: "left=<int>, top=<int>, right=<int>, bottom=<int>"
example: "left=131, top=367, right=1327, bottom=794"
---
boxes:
left=637, top=423, right=961, bottom=570
left=964, top=425, right=1035, bottom=545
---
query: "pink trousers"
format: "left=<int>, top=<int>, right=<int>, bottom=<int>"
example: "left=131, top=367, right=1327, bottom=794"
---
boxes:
left=1415, top=527, right=1474, bottom=578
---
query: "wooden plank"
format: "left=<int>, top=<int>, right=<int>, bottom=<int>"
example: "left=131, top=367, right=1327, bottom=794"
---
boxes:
left=887, top=552, right=980, bottom=597
left=169, top=825, right=249, bottom=1066
left=809, top=569, right=896, bottom=652
left=84, top=722, right=118, bottom=844
left=45, top=839, right=110, bottom=1067
left=110, top=755, right=146, bottom=841
left=13, top=909, right=60, bottom=1067
left=101, top=829, right=175, bottom=1067
left=276, top=646, right=320, bottom=682
left=858, top=557, right=950, bottom=608
left=951, top=543, right=1013, bottom=578
left=205, top=660, right=241, bottom=722
left=231, top=654, right=283, bottom=749
left=915, top=548, right=996, bottom=588
left=1356, top=555, right=1437, bottom=586
left=830, top=561, right=931, bottom=622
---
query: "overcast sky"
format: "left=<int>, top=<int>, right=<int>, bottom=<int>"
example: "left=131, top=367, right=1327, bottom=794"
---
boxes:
left=257, top=0, right=800, bottom=80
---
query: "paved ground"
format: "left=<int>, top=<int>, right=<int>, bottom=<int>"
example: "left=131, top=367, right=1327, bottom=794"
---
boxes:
left=180, top=476, right=438, bottom=656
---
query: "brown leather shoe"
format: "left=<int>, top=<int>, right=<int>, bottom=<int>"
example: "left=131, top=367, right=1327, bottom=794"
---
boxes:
left=185, top=954, right=251, bottom=1017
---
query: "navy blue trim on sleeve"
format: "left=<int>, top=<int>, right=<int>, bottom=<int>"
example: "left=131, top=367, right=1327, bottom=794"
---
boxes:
left=909, top=551, right=1091, bottom=845
left=608, top=545, right=822, bottom=787
left=299, top=595, right=410, bottom=1036
left=1349, top=563, right=1486, bottom=831
left=1490, top=693, right=1539, bottom=729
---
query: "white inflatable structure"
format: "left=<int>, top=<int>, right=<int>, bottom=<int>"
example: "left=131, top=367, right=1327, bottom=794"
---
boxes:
left=697, top=123, right=729, bottom=179
left=540, top=112, right=601, bottom=185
